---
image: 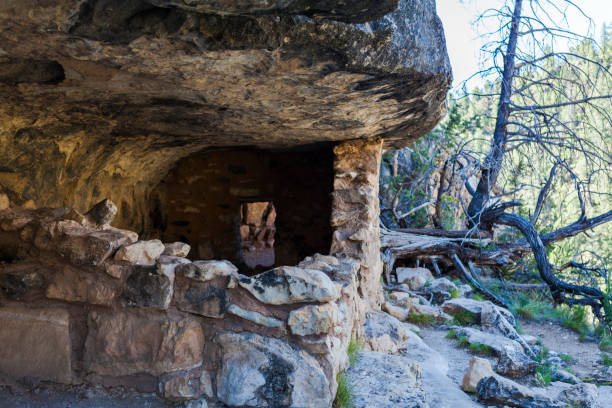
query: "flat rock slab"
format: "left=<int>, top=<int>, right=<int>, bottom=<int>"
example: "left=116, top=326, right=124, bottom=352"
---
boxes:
left=346, top=351, right=428, bottom=408
left=0, top=305, right=72, bottom=383
left=84, top=310, right=204, bottom=377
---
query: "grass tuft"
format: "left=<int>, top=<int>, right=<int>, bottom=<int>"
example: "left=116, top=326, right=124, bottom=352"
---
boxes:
left=472, top=293, right=485, bottom=301
left=535, top=347, right=555, bottom=387
left=456, top=335, right=470, bottom=348
left=468, top=342, right=494, bottom=356
left=559, top=353, right=574, bottom=364
left=450, top=288, right=461, bottom=299
left=334, top=372, right=354, bottom=408
left=406, top=312, right=435, bottom=326
left=602, top=354, right=612, bottom=367
left=347, top=339, right=361, bottom=366
left=446, top=329, right=457, bottom=339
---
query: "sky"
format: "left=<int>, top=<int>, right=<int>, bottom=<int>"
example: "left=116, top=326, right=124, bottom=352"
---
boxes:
left=437, top=0, right=612, bottom=90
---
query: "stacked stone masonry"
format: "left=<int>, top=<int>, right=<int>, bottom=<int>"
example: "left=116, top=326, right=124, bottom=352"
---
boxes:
left=0, top=138, right=384, bottom=407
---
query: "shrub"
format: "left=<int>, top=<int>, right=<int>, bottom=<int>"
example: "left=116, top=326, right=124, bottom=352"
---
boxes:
left=407, top=312, right=435, bottom=326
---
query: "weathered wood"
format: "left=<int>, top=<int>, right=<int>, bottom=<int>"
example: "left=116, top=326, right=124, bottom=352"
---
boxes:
left=451, top=254, right=510, bottom=309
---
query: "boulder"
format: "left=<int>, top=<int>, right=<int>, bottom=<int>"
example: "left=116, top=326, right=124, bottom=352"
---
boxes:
left=557, top=383, right=600, bottom=408
left=85, top=310, right=204, bottom=376
left=163, top=242, right=191, bottom=257
left=85, top=199, right=117, bottom=226
left=396, top=267, right=433, bottom=290
left=227, top=304, right=283, bottom=328
left=178, top=260, right=237, bottom=282
left=389, top=291, right=417, bottom=309
left=288, top=303, right=339, bottom=336
left=346, top=351, right=428, bottom=408
left=476, top=375, right=564, bottom=407
left=442, top=298, right=516, bottom=327
left=216, top=331, right=332, bottom=408
left=480, top=302, right=535, bottom=359
left=383, top=301, right=410, bottom=321
left=462, top=357, right=494, bottom=393
left=410, top=303, right=452, bottom=323
left=552, top=369, right=582, bottom=384
left=452, top=327, right=536, bottom=378
left=361, top=310, right=412, bottom=354
left=121, top=265, right=174, bottom=310
left=426, top=277, right=457, bottom=303
left=114, top=239, right=165, bottom=265
left=0, top=306, right=72, bottom=383
left=238, top=266, right=339, bottom=305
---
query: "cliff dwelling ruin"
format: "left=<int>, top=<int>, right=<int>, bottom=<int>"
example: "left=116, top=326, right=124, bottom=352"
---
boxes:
left=0, top=0, right=451, bottom=406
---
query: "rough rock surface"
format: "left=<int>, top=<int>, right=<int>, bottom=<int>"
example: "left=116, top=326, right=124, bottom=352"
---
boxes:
left=162, top=242, right=191, bottom=258
left=462, top=357, right=494, bottom=393
left=442, top=298, right=516, bottom=327
left=178, top=260, right=237, bottom=282
left=288, top=303, right=338, bottom=336
left=0, top=306, right=72, bottom=384
left=476, top=375, right=564, bottom=408
left=452, top=327, right=536, bottom=378
left=346, top=351, right=428, bottom=408
left=215, top=331, right=332, bottom=408
left=361, top=310, right=412, bottom=354
left=0, top=0, right=451, bottom=230
left=238, top=266, right=339, bottom=305
left=396, top=267, right=434, bottom=290
left=114, top=240, right=165, bottom=265
left=85, top=310, right=204, bottom=376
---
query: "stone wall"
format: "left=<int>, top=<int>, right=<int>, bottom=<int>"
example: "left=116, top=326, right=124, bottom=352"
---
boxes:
left=0, top=136, right=384, bottom=406
left=148, top=148, right=334, bottom=270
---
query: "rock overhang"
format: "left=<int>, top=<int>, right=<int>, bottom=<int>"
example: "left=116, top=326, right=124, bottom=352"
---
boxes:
left=0, top=0, right=451, bottom=149
left=0, top=0, right=451, bottom=225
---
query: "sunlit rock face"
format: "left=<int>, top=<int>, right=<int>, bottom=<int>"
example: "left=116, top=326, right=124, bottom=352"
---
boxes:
left=0, top=0, right=450, bottom=231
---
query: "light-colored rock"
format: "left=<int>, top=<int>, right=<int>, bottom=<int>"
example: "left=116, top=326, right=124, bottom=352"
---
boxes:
left=178, top=260, right=237, bottom=282
left=458, top=284, right=473, bottom=297
left=522, top=334, right=539, bottom=345
left=480, top=302, right=535, bottom=359
left=114, top=239, right=165, bottom=265
left=452, top=327, right=536, bottom=378
left=0, top=306, right=72, bottom=384
left=361, top=310, right=411, bottom=354
left=227, top=304, right=283, bottom=328
left=383, top=301, right=410, bottom=321
left=346, top=351, right=428, bottom=408
left=442, top=298, right=516, bottom=327
left=396, top=267, right=434, bottom=290
left=428, top=277, right=457, bottom=293
left=462, top=357, right=494, bottom=393
left=390, top=291, right=417, bottom=309
left=477, top=375, right=564, bottom=407
left=199, top=371, right=214, bottom=398
left=184, top=399, right=208, bottom=408
left=85, top=310, right=204, bottom=376
left=0, top=193, right=9, bottom=210
left=288, top=303, right=338, bottom=336
left=216, top=331, right=332, bottom=408
left=411, top=303, right=452, bottom=323
left=552, top=369, right=582, bottom=384
left=238, top=266, right=339, bottom=305
left=163, top=242, right=191, bottom=257
left=557, top=383, right=600, bottom=408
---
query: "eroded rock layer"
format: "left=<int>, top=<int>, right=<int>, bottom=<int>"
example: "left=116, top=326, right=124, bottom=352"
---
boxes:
left=0, top=0, right=450, bottom=230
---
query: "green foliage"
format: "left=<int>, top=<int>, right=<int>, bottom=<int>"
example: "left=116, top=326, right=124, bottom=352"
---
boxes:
left=508, top=292, right=552, bottom=320
left=601, top=354, right=612, bottom=367
left=407, top=312, right=435, bottom=326
left=450, top=288, right=461, bottom=299
left=559, top=353, right=574, bottom=364
left=446, top=329, right=457, bottom=339
left=450, top=310, right=477, bottom=326
left=535, top=348, right=554, bottom=387
left=472, top=293, right=485, bottom=301
left=347, top=339, right=361, bottom=366
left=468, top=342, right=494, bottom=356
left=554, top=306, right=591, bottom=337
left=456, top=335, right=470, bottom=348
left=334, top=373, right=354, bottom=408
